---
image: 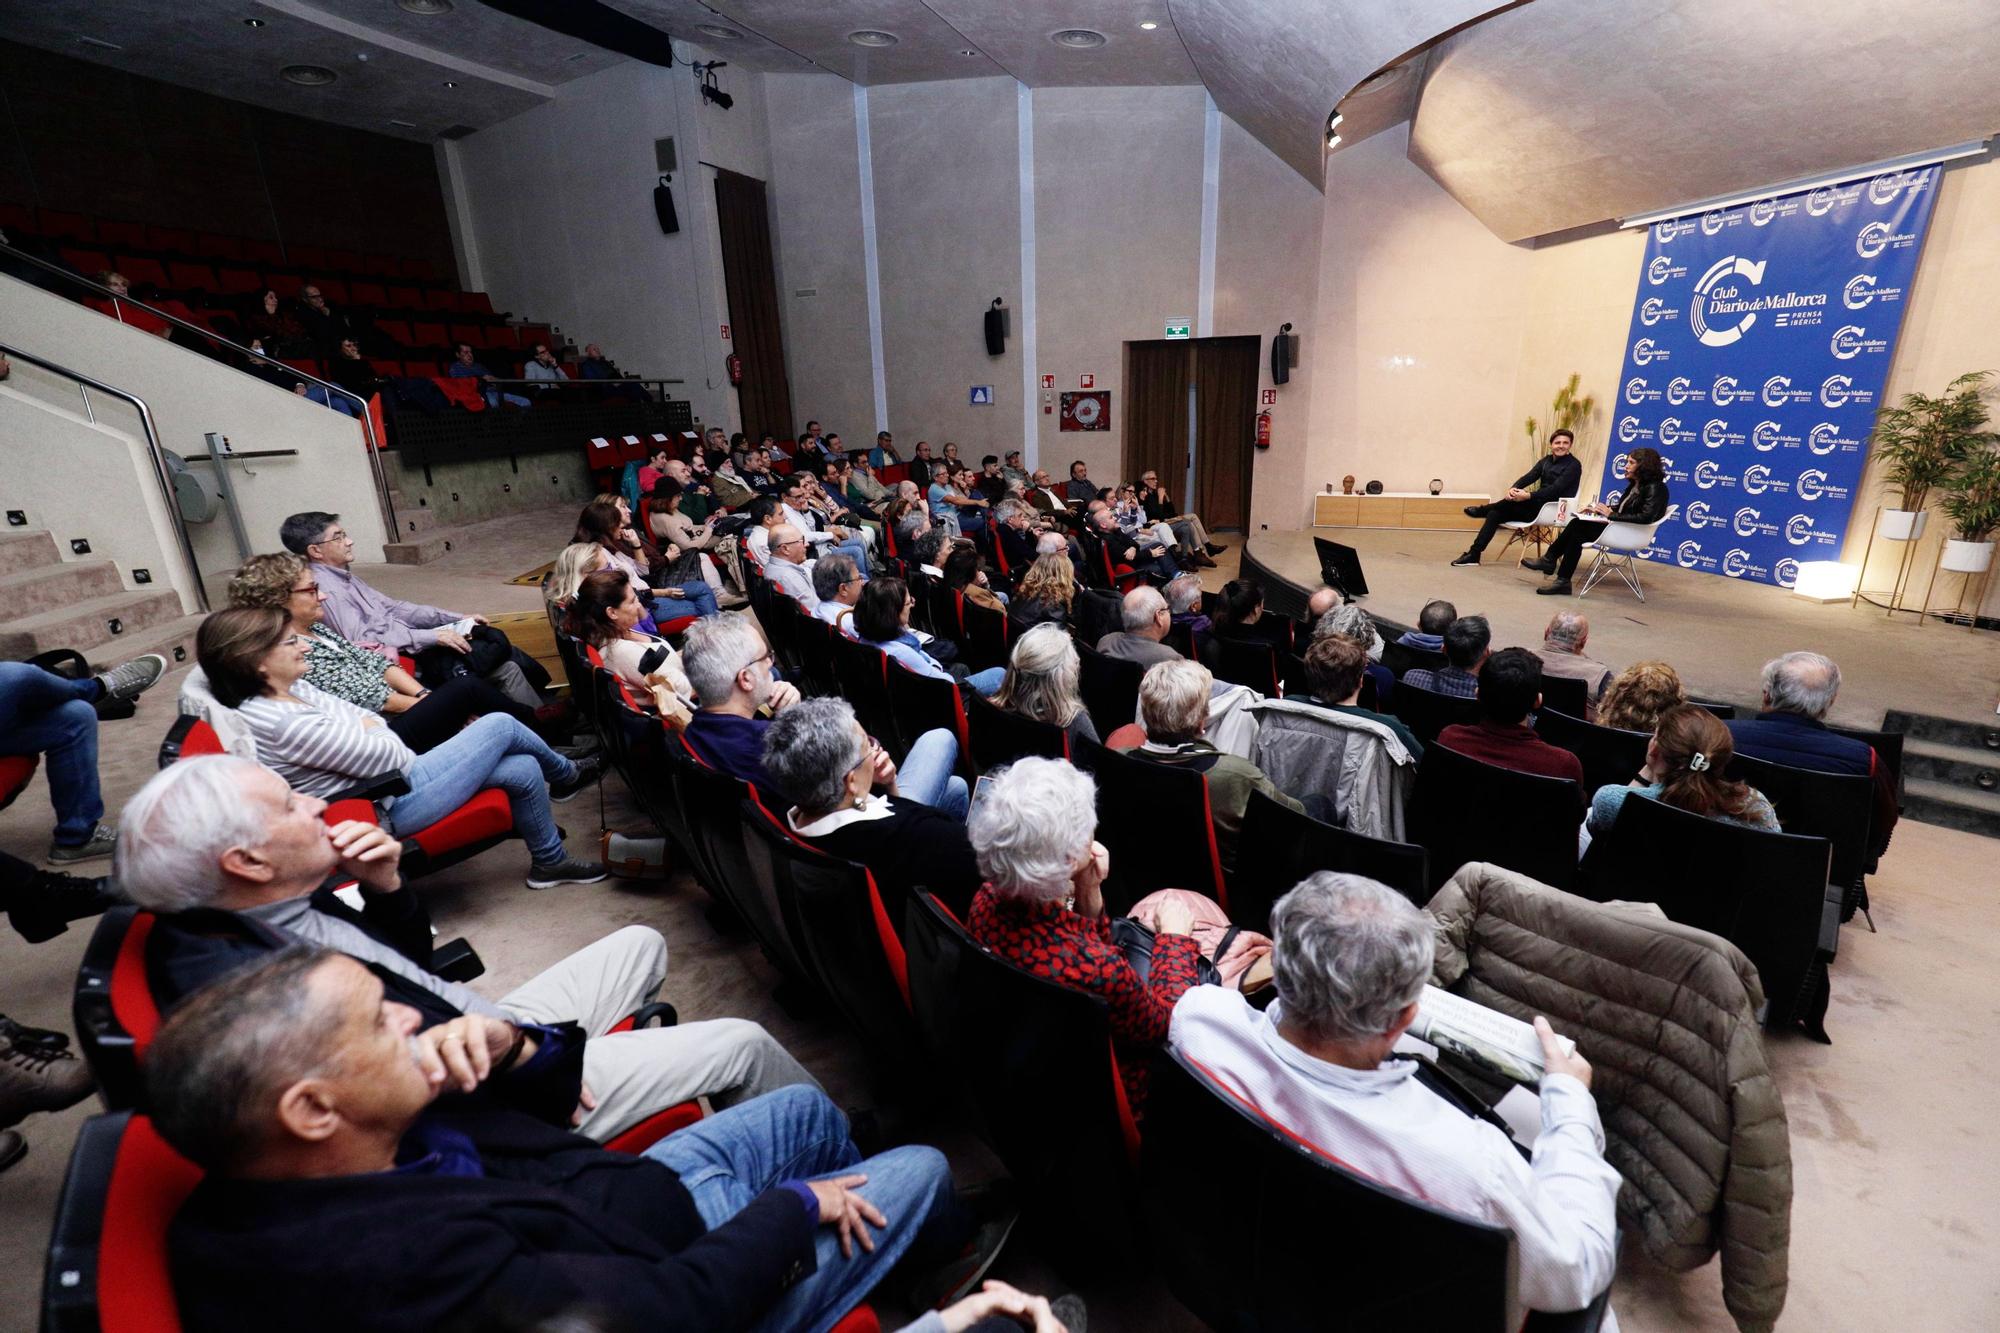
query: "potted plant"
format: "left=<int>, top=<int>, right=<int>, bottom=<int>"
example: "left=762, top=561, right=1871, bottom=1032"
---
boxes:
left=1867, top=370, right=1992, bottom=541
left=1939, top=437, right=2000, bottom=573
left=1523, top=373, right=1598, bottom=463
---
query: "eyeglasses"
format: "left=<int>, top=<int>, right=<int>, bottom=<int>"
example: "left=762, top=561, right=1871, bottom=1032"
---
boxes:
left=737, top=649, right=774, bottom=676
left=290, top=582, right=320, bottom=595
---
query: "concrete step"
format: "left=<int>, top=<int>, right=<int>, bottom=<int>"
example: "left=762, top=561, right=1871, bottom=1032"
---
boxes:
left=82, top=613, right=204, bottom=678
left=393, top=506, right=440, bottom=538
left=1903, top=775, right=2000, bottom=840
left=0, top=529, right=61, bottom=578
left=1884, top=709, right=2000, bottom=752
left=383, top=533, right=451, bottom=565
left=0, top=589, right=186, bottom=658
left=1901, top=736, right=2000, bottom=790
left=0, top=560, right=125, bottom=620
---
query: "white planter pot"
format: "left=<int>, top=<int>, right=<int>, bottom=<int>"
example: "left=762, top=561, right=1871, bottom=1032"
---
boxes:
left=1878, top=508, right=1928, bottom=541
left=1941, top=538, right=1995, bottom=573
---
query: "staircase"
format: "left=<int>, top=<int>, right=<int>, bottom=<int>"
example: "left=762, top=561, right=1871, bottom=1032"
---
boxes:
left=0, top=529, right=203, bottom=666
left=1883, top=710, right=2000, bottom=840
left=381, top=487, right=454, bottom=565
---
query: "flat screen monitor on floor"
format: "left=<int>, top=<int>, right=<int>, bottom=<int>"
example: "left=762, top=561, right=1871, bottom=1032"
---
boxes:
left=1313, top=537, right=1369, bottom=598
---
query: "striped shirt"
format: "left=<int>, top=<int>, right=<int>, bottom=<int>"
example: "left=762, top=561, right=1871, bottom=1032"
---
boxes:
left=236, top=680, right=415, bottom=798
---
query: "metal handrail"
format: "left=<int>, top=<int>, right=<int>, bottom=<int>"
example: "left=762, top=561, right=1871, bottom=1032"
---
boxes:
left=0, top=340, right=209, bottom=612
left=0, top=238, right=397, bottom=536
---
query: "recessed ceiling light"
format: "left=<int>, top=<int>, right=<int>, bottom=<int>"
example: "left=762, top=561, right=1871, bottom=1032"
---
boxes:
left=442, top=80, right=458, bottom=88
left=396, top=0, right=455, bottom=14
left=1050, top=28, right=1107, bottom=49
left=565, top=52, right=589, bottom=62
left=1326, top=133, right=1342, bottom=148
left=958, top=49, right=979, bottom=57
left=281, top=64, right=338, bottom=86
left=1139, top=21, right=1158, bottom=30
left=698, top=23, right=744, bottom=40
left=242, top=17, right=265, bottom=27
left=848, top=30, right=898, bottom=48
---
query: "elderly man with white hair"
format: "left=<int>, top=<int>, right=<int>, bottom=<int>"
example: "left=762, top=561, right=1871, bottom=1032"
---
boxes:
left=115, top=755, right=817, bottom=1144
left=1095, top=586, right=1182, bottom=669
left=1127, top=660, right=1302, bottom=873
left=1170, top=872, right=1620, bottom=1326
left=1536, top=611, right=1612, bottom=721
left=1728, top=649, right=1897, bottom=859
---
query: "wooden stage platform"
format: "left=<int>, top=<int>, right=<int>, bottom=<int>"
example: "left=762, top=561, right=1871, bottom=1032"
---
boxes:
left=1241, top=527, right=1998, bottom=729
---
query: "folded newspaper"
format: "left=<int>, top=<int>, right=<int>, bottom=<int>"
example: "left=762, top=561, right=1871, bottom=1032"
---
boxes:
left=1409, top=986, right=1575, bottom=1086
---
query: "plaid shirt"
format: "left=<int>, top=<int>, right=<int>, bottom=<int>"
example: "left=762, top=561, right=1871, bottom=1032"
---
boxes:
left=1402, top=665, right=1479, bottom=699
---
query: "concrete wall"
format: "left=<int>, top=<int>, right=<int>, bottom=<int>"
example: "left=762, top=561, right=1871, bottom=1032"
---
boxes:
left=382, top=449, right=598, bottom=528
left=0, top=273, right=390, bottom=607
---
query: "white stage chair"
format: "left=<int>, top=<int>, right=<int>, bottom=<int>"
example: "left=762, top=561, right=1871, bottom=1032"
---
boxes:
left=1578, top=505, right=1678, bottom=603
left=1495, top=500, right=1568, bottom=564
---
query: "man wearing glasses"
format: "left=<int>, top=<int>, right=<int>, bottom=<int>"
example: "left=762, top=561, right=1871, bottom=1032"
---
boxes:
left=679, top=614, right=802, bottom=789
left=762, top=524, right=821, bottom=614
left=1135, top=470, right=1225, bottom=560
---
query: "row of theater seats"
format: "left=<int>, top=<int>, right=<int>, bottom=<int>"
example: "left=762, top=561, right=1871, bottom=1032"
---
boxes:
left=1, top=203, right=442, bottom=282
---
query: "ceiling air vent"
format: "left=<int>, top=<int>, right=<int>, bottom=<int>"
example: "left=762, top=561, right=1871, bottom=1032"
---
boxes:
left=698, top=24, right=746, bottom=41
left=281, top=64, right=338, bottom=86
left=848, top=30, right=899, bottom=48
left=397, top=0, right=456, bottom=14
left=1049, top=29, right=1107, bottom=49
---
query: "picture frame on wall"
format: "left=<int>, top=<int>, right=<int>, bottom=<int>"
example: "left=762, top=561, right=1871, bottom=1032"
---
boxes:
left=1059, top=390, right=1111, bottom=431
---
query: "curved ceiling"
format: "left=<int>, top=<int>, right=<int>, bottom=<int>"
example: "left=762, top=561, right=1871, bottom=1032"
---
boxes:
left=1409, top=0, right=2000, bottom=241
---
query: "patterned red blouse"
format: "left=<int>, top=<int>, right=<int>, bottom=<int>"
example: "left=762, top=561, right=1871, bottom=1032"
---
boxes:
left=968, top=885, right=1204, bottom=1114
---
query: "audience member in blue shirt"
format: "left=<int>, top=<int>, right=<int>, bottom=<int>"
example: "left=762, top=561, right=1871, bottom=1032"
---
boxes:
left=678, top=613, right=802, bottom=791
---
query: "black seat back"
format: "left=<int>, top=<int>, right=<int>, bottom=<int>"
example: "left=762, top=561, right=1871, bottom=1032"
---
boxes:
left=1827, top=723, right=1904, bottom=809
left=1537, top=674, right=1590, bottom=720
left=1076, top=642, right=1143, bottom=738
left=1215, top=635, right=1281, bottom=697
left=1580, top=791, right=1830, bottom=1028
left=1391, top=685, right=1481, bottom=745
left=960, top=597, right=1010, bottom=672
left=1142, top=1051, right=1514, bottom=1333
left=761, top=589, right=805, bottom=678
left=676, top=756, right=815, bottom=986
left=1233, top=790, right=1429, bottom=930
left=888, top=663, right=970, bottom=775
left=1074, top=738, right=1227, bottom=914
left=1726, top=751, right=1871, bottom=904
left=830, top=634, right=902, bottom=753
left=1408, top=744, right=1582, bottom=893
left=966, top=692, right=1070, bottom=771
left=1381, top=639, right=1445, bottom=679
left=1533, top=707, right=1651, bottom=796
left=552, top=629, right=598, bottom=731
left=789, top=613, right=840, bottom=696
left=901, top=893, right=1138, bottom=1262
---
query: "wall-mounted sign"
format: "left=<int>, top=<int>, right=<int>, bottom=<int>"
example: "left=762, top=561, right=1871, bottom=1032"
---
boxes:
left=969, top=385, right=994, bottom=405
left=1260, top=388, right=1278, bottom=406
left=1165, top=320, right=1192, bottom=340
left=1040, top=374, right=1055, bottom=390
left=1079, top=373, right=1096, bottom=390
left=1060, top=391, right=1110, bottom=432
left=719, top=324, right=731, bottom=340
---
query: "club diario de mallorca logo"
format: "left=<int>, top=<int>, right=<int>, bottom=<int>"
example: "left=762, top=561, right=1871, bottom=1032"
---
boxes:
left=1676, top=540, right=1704, bottom=568
left=1689, top=256, right=1766, bottom=347
left=1830, top=326, right=1888, bottom=360
left=1773, top=558, right=1802, bottom=588
left=1819, top=375, right=1873, bottom=409
left=1647, top=255, right=1687, bottom=286
left=1748, top=198, right=1780, bottom=226
left=1654, top=218, right=1696, bottom=243
left=1868, top=169, right=1929, bottom=205
left=1856, top=221, right=1916, bottom=259
left=1631, top=338, right=1666, bottom=365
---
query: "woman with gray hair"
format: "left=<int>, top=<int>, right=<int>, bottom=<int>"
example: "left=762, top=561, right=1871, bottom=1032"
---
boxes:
left=966, top=756, right=1201, bottom=1115
left=1313, top=601, right=1394, bottom=708
left=989, top=624, right=1099, bottom=750
left=759, top=698, right=983, bottom=917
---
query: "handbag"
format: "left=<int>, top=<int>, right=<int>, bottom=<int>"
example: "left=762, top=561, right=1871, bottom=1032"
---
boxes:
left=1109, top=915, right=1223, bottom=989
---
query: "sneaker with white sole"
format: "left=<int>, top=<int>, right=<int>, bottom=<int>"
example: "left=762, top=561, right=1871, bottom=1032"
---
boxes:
left=94, top=653, right=168, bottom=704
left=526, top=857, right=610, bottom=889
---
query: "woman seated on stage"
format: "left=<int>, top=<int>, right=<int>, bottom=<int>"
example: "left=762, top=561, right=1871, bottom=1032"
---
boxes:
left=226, top=553, right=543, bottom=754
left=567, top=569, right=695, bottom=728
left=1525, top=446, right=1671, bottom=595
left=990, top=624, right=1100, bottom=751
left=1584, top=703, right=1778, bottom=841
left=196, top=608, right=605, bottom=887
left=760, top=697, right=982, bottom=917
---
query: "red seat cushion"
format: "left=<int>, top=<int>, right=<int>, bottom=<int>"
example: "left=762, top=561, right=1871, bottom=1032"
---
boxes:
left=322, top=798, right=378, bottom=827
left=99, top=1117, right=201, bottom=1333
left=0, top=753, right=37, bottom=812
left=829, top=1308, right=880, bottom=1333
left=602, top=1101, right=705, bottom=1155
left=406, top=787, right=512, bottom=855
left=177, top=720, right=227, bottom=758
left=110, top=912, right=162, bottom=1058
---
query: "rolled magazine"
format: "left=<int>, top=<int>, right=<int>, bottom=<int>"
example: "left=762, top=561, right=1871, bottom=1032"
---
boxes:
left=1409, top=986, right=1575, bottom=1086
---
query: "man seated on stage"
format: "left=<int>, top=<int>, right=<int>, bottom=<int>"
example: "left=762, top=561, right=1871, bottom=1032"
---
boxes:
left=148, top=949, right=992, bottom=1333
left=1729, top=651, right=1898, bottom=860
left=117, top=757, right=816, bottom=1144
left=1403, top=615, right=1490, bottom=699
left=1169, top=873, right=1619, bottom=1327
left=680, top=613, right=802, bottom=789
left=1451, top=429, right=1583, bottom=567
left=1436, top=647, right=1585, bottom=785
left=762, top=525, right=820, bottom=614
left=1394, top=599, right=1456, bottom=654
left=284, top=511, right=544, bottom=711
left=1536, top=612, right=1613, bottom=722
left=1295, top=635, right=1422, bottom=760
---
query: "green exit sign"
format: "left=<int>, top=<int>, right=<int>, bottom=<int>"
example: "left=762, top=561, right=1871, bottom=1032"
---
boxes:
left=1164, top=320, right=1191, bottom=340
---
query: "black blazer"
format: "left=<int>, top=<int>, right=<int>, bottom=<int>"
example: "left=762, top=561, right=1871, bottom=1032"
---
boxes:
left=170, top=1105, right=817, bottom=1333
left=1611, top=479, right=1670, bottom=525
left=802, top=795, right=983, bottom=921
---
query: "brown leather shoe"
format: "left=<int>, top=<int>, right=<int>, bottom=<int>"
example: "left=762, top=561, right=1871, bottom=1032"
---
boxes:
left=0, top=1020, right=93, bottom=1128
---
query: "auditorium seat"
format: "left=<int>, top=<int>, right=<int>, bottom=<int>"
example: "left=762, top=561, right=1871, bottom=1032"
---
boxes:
left=1073, top=736, right=1228, bottom=915
left=0, top=201, right=38, bottom=234
left=455, top=291, right=496, bottom=316
left=243, top=240, right=286, bottom=266
left=887, top=663, right=971, bottom=775
left=61, top=248, right=112, bottom=277
left=387, top=283, right=424, bottom=310
left=422, top=287, right=459, bottom=311
left=966, top=692, right=1070, bottom=771
left=216, top=265, right=262, bottom=295
left=1076, top=641, right=1142, bottom=738
left=38, top=209, right=95, bottom=241
left=1533, top=707, right=1650, bottom=795
left=396, top=255, right=434, bottom=280
left=289, top=244, right=327, bottom=270
left=165, top=261, right=214, bottom=292
left=317, top=277, right=350, bottom=304
left=192, top=232, right=241, bottom=260
left=266, top=272, right=303, bottom=299
left=145, top=226, right=195, bottom=255
left=412, top=320, right=449, bottom=347
left=97, top=220, right=147, bottom=249
left=324, top=247, right=361, bottom=273
left=0, top=754, right=38, bottom=814
left=368, top=357, right=402, bottom=376
left=1233, top=790, right=1429, bottom=930
left=350, top=280, right=389, bottom=307
left=1407, top=743, right=1581, bottom=893
left=376, top=318, right=412, bottom=345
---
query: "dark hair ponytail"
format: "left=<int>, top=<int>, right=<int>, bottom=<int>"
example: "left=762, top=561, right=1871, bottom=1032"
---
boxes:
left=1652, top=704, right=1758, bottom=820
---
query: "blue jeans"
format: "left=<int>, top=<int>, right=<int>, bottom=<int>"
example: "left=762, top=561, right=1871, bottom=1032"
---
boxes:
left=645, top=1086, right=955, bottom=1333
left=303, top=385, right=361, bottom=417
left=483, top=388, right=532, bottom=409
left=648, top=579, right=719, bottom=621
left=818, top=536, right=871, bottom=581
left=965, top=667, right=1006, bottom=698
left=898, top=728, right=969, bottom=819
left=0, top=663, right=102, bottom=844
left=386, top=713, right=575, bottom=863
left=957, top=509, right=988, bottom=535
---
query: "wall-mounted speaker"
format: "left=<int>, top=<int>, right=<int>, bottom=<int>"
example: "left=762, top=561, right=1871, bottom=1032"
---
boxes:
left=654, top=177, right=680, bottom=235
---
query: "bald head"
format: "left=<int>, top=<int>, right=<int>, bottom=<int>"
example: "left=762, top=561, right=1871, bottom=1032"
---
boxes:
left=1543, top=611, right=1588, bottom=653
left=769, top=523, right=806, bottom=564
left=1307, top=586, right=1343, bottom=620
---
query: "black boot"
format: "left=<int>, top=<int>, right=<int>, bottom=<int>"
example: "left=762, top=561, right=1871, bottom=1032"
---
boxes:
left=1463, top=504, right=1491, bottom=518
left=6, top=868, right=121, bottom=945
left=1520, top=555, right=1557, bottom=574
left=1535, top=579, right=1574, bottom=596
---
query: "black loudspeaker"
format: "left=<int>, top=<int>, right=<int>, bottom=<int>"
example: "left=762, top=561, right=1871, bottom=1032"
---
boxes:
left=654, top=180, right=679, bottom=235
left=1271, top=322, right=1297, bottom=385
left=984, top=300, right=1007, bottom=356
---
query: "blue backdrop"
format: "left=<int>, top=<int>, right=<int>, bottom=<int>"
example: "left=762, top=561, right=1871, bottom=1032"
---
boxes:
left=1600, top=166, right=1939, bottom=588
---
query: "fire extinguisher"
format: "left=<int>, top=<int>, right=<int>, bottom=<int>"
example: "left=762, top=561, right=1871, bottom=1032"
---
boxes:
left=725, top=353, right=744, bottom=385
left=1255, top=409, right=1273, bottom=450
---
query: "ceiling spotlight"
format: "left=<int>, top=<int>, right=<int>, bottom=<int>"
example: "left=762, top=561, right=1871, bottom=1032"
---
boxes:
left=1139, top=21, right=1159, bottom=30
left=693, top=60, right=733, bottom=110
left=696, top=23, right=743, bottom=40
left=1328, top=111, right=1343, bottom=131
left=848, top=30, right=899, bottom=48
left=1050, top=29, right=1108, bottom=49
left=281, top=64, right=338, bottom=86
left=443, top=80, right=457, bottom=88
left=396, top=0, right=455, bottom=14
left=242, top=17, right=265, bottom=27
